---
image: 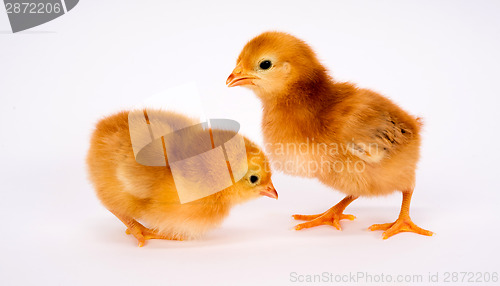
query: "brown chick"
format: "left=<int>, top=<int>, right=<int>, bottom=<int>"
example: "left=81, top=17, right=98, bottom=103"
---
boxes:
left=87, top=110, right=277, bottom=246
left=226, top=31, right=432, bottom=239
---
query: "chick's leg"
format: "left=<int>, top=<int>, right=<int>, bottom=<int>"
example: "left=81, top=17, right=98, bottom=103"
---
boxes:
left=110, top=211, right=183, bottom=247
left=369, top=190, right=433, bottom=239
left=293, top=195, right=358, bottom=230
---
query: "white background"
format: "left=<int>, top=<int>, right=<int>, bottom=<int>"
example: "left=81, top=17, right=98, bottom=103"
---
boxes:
left=1, top=1, right=499, bottom=285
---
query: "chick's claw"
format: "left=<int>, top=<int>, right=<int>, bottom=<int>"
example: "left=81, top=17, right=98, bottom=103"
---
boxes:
left=125, top=222, right=184, bottom=247
left=125, top=226, right=146, bottom=247
left=294, top=212, right=356, bottom=231
left=294, top=195, right=358, bottom=231
left=369, top=218, right=434, bottom=239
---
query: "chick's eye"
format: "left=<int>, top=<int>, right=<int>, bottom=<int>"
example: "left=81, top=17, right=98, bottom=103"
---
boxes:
left=259, top=60, right=272, bottom=70
left=249, top=175, right=259, bottom=184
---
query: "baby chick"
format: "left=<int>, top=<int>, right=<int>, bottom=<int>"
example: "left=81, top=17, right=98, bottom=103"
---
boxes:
left=87, top=110, right=277, bottom=246
left=227, top=31, right=432, bottom=239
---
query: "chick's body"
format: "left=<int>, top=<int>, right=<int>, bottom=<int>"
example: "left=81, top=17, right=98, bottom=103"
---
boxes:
left=263, top=85, right=421, bottom=197
left=87, top=111, right=276, bottom=246
left=227, top=31, right=432, bottom=239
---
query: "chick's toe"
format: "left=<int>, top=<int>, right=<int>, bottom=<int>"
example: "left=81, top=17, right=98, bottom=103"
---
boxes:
left=112, top=211, right=183, bottom=247
left=293, top=196, right=358, bottom=231
left=369, top=191, right=434, bottom=239
left=369, top=219, right=434, bottom=240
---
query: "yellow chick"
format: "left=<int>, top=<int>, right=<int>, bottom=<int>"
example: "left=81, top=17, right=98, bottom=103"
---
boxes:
left=87, top=110, right=277, bottom=246
left=227, top=31, right=432, bottom=239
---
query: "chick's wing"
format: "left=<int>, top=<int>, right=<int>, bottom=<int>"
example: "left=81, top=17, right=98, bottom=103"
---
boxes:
left=338, top=90, right=420, bottom=164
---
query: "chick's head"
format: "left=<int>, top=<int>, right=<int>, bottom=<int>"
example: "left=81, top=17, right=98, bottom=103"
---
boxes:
left=226, top=31, right=322, bottom=96
left=225, top=139, right=277, bottom=204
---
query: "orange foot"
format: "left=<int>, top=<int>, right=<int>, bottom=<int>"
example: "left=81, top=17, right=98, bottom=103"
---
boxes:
left=126, top=223, right=184, bottom=247
left=293, top=211, right=356, bottom=231
left=369, top=217, right=433, bottom=239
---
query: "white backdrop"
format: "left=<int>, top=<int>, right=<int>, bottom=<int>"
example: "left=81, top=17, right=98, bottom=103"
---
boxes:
left=1, top=1, right=499, bottom=285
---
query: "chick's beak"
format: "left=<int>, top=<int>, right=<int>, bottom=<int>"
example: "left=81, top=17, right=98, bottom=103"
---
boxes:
left=260, top=181, right=278, bottom=200
left=226, top=65, right=258, bottom=87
